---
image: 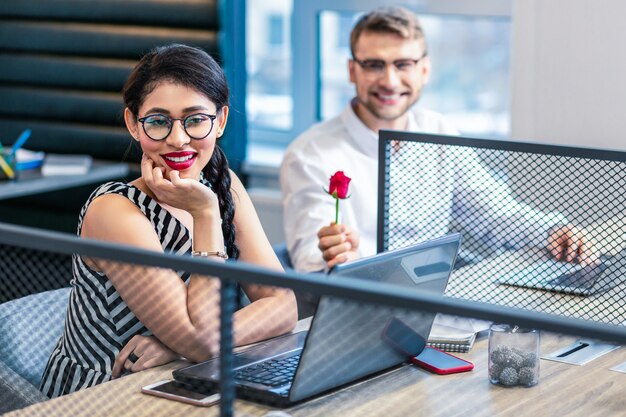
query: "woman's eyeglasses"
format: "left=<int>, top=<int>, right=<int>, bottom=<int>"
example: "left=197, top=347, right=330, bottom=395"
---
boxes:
left=137, top=113, right=217, bottom=141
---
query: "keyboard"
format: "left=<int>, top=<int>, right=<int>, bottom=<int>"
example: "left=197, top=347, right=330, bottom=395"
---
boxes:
left=548, top=261, right=607, bottom=289
left=499, top=256, right=610, bottom=295
left=235, top=354, right=301, bottom=387
left=501, top=259, right=584, bottom=285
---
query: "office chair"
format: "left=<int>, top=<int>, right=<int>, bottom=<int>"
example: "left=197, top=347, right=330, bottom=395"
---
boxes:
left=0, top=287, right=70, bottom=413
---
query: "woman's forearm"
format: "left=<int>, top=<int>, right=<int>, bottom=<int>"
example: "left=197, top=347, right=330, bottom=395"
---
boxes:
left=177, top=209, right=226, bottom=361
left=232, top=290, right=298, bottom=347
left=178, top=287, right=296, bottom=362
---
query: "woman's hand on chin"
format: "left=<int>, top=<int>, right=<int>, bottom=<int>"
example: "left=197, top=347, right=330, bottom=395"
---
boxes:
left=141, top=155, right=218, bottom=214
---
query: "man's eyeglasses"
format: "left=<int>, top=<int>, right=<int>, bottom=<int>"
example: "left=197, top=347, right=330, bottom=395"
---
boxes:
left=352, top=54, right=428, bottom=75
left=137, top=113, right=217, bottom=141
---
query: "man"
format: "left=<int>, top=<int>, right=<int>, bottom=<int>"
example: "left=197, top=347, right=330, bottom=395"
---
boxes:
left=280, top=6, right=592, bottom=273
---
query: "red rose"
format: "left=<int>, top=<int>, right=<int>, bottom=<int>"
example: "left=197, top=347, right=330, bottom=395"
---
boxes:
left=325, top=171, right=351, bottom=224
left=328, top=171, right=351, bottom=199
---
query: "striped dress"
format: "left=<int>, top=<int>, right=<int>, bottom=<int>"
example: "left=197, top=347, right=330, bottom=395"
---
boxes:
left=40, top=181, right=205, bottom=398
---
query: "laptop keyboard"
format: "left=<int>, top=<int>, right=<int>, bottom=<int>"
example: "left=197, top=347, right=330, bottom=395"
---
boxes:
left=501, top=259, right=584, bottom=285
left=499, top=256, right=611, bottom=295
left=515, top=259, right=584, bottom=282
left=235, top=353, right=301, bottom=387
left=548, top=262, right=606, bottom=289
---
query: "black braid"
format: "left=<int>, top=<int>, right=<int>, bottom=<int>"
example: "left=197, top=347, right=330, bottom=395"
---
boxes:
left=203, top=145, right=239, bottom=260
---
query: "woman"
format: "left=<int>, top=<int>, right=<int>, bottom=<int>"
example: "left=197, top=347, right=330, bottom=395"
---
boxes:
left=40, top=44, right=297, bottom=398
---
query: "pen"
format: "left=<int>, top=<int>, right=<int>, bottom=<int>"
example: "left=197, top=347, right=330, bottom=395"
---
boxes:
left=0, top=153, right=15, bottom=179
left=10, top=129, right=32, bottom=163
left=556, top=341, right=589, bottom=358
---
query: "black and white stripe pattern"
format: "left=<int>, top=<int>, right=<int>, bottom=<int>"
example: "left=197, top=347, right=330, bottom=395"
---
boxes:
left=40, top=181, right=195, bottom=398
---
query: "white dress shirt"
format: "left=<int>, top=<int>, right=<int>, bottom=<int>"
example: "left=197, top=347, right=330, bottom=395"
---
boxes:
left=280, top=103, right=566, bottom=272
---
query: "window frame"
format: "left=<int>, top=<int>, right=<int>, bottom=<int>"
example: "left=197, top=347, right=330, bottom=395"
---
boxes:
left=246, top=0, right=513, bottom=152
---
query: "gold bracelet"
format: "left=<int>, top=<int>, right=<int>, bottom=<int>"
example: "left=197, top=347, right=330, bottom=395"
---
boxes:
left=191, top=250, right=229, bottom=260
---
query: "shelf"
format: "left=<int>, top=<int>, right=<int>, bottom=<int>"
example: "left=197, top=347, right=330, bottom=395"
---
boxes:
left=0, top=161, right=130, bottom=201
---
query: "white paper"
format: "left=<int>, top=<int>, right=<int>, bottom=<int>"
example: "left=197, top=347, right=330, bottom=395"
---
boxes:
left=609, top=360, right=626, bottom=373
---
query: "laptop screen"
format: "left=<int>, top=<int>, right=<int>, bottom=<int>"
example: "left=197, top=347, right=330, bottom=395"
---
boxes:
left=289, top=233, right=461, bottom=401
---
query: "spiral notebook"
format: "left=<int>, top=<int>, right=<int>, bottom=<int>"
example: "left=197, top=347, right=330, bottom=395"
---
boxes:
left=426, top=322, right=477, bottom=353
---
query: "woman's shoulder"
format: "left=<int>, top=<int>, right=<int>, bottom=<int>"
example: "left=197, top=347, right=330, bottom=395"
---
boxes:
left=229, top=169, right=244, bottom=190
left=80, top=182, right=146, bottom=222
left=88, top=181, right=157, bottom=206
left=80, top=182, right=155, bottom=238
left=89, top=181, right=134, bottom=200
left=227, top=169, right=249, bottom=204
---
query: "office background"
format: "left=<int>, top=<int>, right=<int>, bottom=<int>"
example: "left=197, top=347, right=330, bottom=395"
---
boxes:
left=246, top=0, right=626, bottom=245
left=2, top=0, right=626, bottom=243
left=3, top=2, right=626, bottom=413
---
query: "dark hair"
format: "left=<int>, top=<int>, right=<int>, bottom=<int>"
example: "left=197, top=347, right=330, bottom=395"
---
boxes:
left=350, top=7, right=427, bottom=58
left=122, top=44, right=239, bottom=259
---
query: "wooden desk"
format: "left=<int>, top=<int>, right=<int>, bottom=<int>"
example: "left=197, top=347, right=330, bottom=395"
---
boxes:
left=8, top=331, right=626, bottom=417
left=0, top=161, right=129, bottom=200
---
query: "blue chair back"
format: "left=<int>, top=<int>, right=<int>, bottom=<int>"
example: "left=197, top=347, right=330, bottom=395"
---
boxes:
left=0, top=287, right=70, bottom=387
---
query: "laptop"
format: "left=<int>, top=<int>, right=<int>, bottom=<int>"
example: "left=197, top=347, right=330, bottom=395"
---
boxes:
left=498, top=249, right=623, bottom=295
left=172, top=233, right=462, bottom=406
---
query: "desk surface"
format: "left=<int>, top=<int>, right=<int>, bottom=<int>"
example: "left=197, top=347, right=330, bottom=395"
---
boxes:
left=9, top=330, right=626, bottom=417
left=0, top=162, right=130, bottom=200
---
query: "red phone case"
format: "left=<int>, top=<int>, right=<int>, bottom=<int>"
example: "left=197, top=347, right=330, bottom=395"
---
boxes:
left=410, top=347, right=474, bottom=375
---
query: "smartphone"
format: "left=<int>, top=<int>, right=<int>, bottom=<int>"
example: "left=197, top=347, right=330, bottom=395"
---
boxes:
left=141, top=380, right=220, bottom=407
left=411, top=347, right=474, bottom=375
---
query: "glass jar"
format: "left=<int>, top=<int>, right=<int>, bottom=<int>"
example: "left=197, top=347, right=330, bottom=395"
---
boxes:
left=488, top=324, right=540, bottom=387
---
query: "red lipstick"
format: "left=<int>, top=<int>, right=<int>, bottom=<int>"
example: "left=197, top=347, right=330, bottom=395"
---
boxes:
left=161, top=151, right=197, bottom=171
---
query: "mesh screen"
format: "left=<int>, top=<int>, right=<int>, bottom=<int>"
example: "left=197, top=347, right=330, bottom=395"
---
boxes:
left=0, top=239, right=232, bottom=414
left=2, top=226, right=626, bottom=415
left=0, top=235, right=478, bottom=416
left=0, top=244, right=71, bottom=303
left=0, top=243, right=74, bottom=406
left=380, top=133, right=626, bottom=325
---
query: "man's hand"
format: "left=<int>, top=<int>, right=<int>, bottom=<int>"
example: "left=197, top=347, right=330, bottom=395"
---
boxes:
left=317, top=223, right=360, bottom=269
left=547, top=224, right=597, bottom=265
left=112, top=335, right=180, bottom=378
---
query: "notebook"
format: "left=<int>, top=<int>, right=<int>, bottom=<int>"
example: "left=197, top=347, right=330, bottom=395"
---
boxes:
left=426, top=323, right=476, bottom=353
left=498, top=249, right=621, bottom=296
left=41, top=154, right=92, bottom=176
left=173, top=233, right=462, bottom=406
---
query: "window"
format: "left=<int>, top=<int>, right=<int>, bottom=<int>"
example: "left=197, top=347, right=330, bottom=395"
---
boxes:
left=246, top=0, right=292, bottom=134
left=245, top=0, right=512, bottom=161
left=268, top=15, right=285, bottom=46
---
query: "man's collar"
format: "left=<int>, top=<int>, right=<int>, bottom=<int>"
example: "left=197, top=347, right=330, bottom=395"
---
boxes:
left=340, top=99, right=417, bottom=157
